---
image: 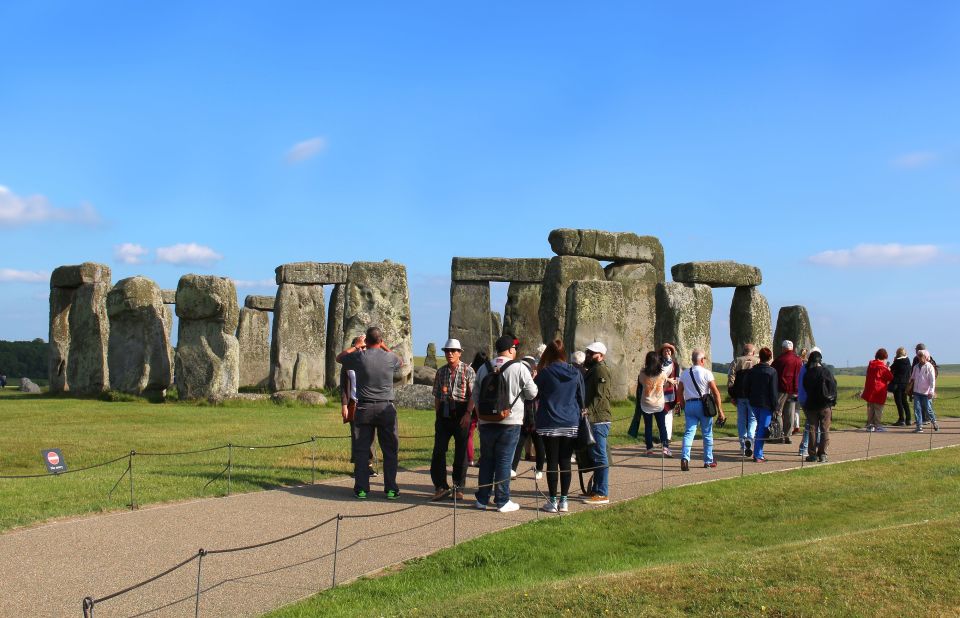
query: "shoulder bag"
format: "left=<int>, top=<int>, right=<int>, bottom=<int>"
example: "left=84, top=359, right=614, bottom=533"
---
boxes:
left=690, top=367, right=718, bottom=418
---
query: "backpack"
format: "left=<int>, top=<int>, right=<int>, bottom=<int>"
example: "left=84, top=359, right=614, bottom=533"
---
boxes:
left=476, top=360, right=520, bottom=422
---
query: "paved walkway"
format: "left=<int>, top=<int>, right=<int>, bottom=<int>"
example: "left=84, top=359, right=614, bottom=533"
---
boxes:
left=1, top=420, right=957, bottom=617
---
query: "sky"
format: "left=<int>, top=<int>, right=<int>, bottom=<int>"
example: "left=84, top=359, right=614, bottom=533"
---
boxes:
left=1, top=1, right=959, bottom=364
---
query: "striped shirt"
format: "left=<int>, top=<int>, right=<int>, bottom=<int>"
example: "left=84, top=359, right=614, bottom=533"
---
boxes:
left=433, top=362, right=476, bottom=402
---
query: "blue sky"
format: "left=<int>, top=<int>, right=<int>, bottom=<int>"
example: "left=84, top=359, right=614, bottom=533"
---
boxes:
left=2, top=2, right=958, bottom=364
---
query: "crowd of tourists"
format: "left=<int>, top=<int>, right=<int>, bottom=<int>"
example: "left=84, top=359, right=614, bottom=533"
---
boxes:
left=335, top=327, right=942, bottom=511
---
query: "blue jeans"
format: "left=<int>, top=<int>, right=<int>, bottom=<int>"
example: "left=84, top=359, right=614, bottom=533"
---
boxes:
left=475, top=424, right=521, bottom=508
left=643, top=411, right=669, bottom=449
left=589, top=422, right=610, bottom=497
left=914, top=395, right=936, bottom=429
left=681, top=399, right=714, bottom=464
left=753, top=407, right=774, bottom=459
left=735, top=399, right=756, bottom=449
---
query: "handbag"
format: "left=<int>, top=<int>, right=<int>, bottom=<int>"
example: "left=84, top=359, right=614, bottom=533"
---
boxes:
left=690, top=366, right=718, bottom=418
left=576, top=414, right=596, bottom=449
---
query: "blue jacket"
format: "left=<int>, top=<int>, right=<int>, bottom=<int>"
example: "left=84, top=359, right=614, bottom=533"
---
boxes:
left=534, top=362, right=585, bottom=430
left=745, top=363, right=779, bottom=411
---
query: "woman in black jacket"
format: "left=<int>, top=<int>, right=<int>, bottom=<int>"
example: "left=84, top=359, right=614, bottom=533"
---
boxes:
left=889, top=347, right=912, bottom=426
left=744, top=347, right=779, bottom=462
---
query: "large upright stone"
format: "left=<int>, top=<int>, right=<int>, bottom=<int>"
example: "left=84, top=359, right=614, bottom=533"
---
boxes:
left=671, top=261, right=762, bottom=287
left=50, top=262, right=111, bottom=288
left=448, top=281, right=492, bottom=364
left=548, top=229, right=664, bottom=275
left=773, top=305, right=816, bottom=354
left=424, top=343, right=438, bottom=369
left=237, top=307, right=271, bottom=389
left=271, top=283, right=326, bottom=391
left=502, top=282, right=543, bottom=357
left=175, top=275, right=240, bottom=400
left=48, top=287, right=72, bottom=393
left=107, top=276, right=173, bottom=397
left=451, top=258, right=548, bottom=283
left=491, top=311, right=502, bottom=342
left=538, top=256, right=605, bottom=343
left=564, top=280, right=629, bottom=400
left=730, top=286, right=772, bottom=356
left=275, top=262, right=348, bottom=285
left=343, top=261, right=414, bottom=384
left=654, top=283, right=713, bottom=366
left=605, top=262, right=659, bottom=395
left=324, top=283, right=346, bottom=389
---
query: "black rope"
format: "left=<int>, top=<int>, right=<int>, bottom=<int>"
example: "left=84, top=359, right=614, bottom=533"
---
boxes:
left=233, top=438, right=315, bottom=450
left=0, top=453, right=130, bottom=479
left=206, top=515, right=338, bottom=554
left=92, top=552, right=200, bottom=605
left=138, top=445, right=229, bottom=456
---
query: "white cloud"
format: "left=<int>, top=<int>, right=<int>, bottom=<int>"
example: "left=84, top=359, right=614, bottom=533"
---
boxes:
left=891, top=151, right=938, bottom=169
left=808, top=243, right=941, bottom=268
left=0, top=185, right=100, bottom=226
left=155, top=243, right=223, bottom=266
left=285, top=136, right=328, bottom=163
left=230, top=278, right=277, bottom=289
left=0, top=268, right=49, bottom=283
left=114, top=243, right=149, bottom=264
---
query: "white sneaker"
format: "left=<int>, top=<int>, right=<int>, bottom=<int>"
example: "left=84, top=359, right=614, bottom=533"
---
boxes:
left=510, top=469, right=517, bottom=479
left=558, top=497, right=569, bottom=512
left=535, top=470, right=543, bottom=481
left=473, top=500, right=487, bottom=510
left=542, top=499, right=558, bottom=513
left=498, top=500, right=520, bottom=513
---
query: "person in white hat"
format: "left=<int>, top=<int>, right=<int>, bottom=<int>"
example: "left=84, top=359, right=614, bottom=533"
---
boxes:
left=429, top=338, right=477, bottom=501
left=583, top=341, right=612, bottom=505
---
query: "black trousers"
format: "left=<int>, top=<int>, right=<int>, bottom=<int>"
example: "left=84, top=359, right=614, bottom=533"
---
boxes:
left=430, top=401, right=469, bottom=490
left=541, top=435, right=576, bottom=498
left=512, top=426, right=545, bottom=472
left=891, top=385, right=910, bottom=423
left=352, top=402, right=399, bottom=494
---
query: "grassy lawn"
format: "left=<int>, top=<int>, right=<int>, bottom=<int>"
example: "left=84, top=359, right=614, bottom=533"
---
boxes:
left=0, top=376, right=957, bottom=532
left=267, top=446, right=960, bottom=618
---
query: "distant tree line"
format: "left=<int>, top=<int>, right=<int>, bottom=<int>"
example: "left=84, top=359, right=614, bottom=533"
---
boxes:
left=0, top=339, right=48, bottom=380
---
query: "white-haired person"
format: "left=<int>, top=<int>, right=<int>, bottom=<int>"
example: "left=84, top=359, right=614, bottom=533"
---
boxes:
left=676, top=349, right=725, bottom=471
left=771, top=340, right=802, bottom=444
left=910, top=350, right=939, bottom=433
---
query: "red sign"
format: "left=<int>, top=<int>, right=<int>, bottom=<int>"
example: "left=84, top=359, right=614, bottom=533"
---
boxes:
left=47, top=451, right=60, bottom=466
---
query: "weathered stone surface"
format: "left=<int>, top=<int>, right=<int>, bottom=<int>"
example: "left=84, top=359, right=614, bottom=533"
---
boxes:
left=244, top=295, right=275, bottom=311
left=324, top=283, right=346, bottom=390
left=67, top=282, right=111, bottom=394
left=424, top=343, right=438, bottom=369
left=394, top=384, right=434, bottom=410
left=671, top=261, right=762, bottom=287
left=343, top=262, right=414, bottom=384
left=107, top=276, right=173, bottom=396
left=161, top=290, right=176, bottom=305
left=174, top=275, right=240, bottom=400
left=730, top=286, right=772, bottom=356
left=548, top=229, right=664, bottom=272
left=50, top=262, right=111, bottom=289
left=773, top=305, right=816, bottom=354
left=490, top=311, right=502, bottom=341
left=448, top=281, right=491, bottom=368
left=271, top=390, right=328, bottom=406
left=19, top=378, right=41, bottom=393
left=451, top=258, right=548, bottom=283
left=502, top=282, right=543, bottom=357
left=654, top=283, right=713, bottom=366
left=48, top=286, right=72, bottom=393
left=414, top=365, right=437, bottom=386
left=237, top=307, right=271, bottom=389
left=564, top=280, right=629, bottom=400
left=274, top=262, right=348, bottom=285
left=538, top=256, right=605, bottom=343
left=605, top=262, right=659, bottom=395
left=271, top=283, right=326, bottom=391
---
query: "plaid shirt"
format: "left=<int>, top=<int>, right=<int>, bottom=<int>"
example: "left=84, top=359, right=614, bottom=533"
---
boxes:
left=432, top=361, right=476, bottom=402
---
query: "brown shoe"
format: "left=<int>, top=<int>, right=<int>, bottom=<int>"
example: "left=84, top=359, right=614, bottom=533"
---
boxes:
left=431, top=488, right=451, bottom=501
left=452, top=490, right=464, bottom=501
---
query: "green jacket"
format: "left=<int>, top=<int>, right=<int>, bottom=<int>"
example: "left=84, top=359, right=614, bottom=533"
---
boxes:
left=585, top=361, right=612, bottom=423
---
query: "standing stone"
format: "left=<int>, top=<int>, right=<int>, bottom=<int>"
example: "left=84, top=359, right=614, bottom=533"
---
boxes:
left=564, top=280, right=629, bottom=400
left=548, top=229, right=665, bottom=277
left=271, top=283, right=326, bottom=391
left=730, top=287, right=772, bottom=357
left=161, top=289, right=176, bottom=305
left=107, top=276, right=173, bottom=397
left=490, top=311, right=502, bottom=342
left=502, top=282, right=543, bottom=357
left=175, top=275, right=240, bottom=400
left=538, top=256, right=605, bottom=344
left=324, top=283, right=346, bottom=389
left=48, top=262, right=112, bottom=394
left=48, top=287, right=72, bottom=393
left=237, top=306, right=271, bottom=389
left=654, top=283, right=713, bottom=366
left=605, top=262, right=659, bottom=395
left=773, top=305, right=816, bottom=354
left=448, top=281, right=492, bottom=365
left=343, top=261, right=414, bottom=384
left=424, top=343, right=438, bottom=369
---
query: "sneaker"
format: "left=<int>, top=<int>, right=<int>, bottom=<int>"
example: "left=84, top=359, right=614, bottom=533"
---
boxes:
left=876, top=426, right=887, bottom=432
left=432, top=488, right=451, bottom=501
left=913, top=428, right=924, bottom=433
left=558, top=497, right=569, bottom=512
left=354, top=489, right=368, bottom=500
left=805, top=455, right=818, bottom=462
left=784, top=437, right=792, bottom=444
left=753, top=456, right=766, bottom=463
left=510, top=469, right=517, bottom=480
left=498, top=500, right=520, bottom=513
left=468, top=460, right=478, bottom=468
left=369, top=466, right=379, bottom=478
left=792, top=428, right=801, bottom=435
left=934, top=422, right=940, bottom=432
left=818, top=454, right=827, bottom=463
left=893, top=420, right=905, bottom=427
left=867, top=426, right=875, bottom=432
left=663, top=447, right=673, bottom=458
left=535, top=470, right=544, bottom=481
left=473, top=500, right=487, bottom=510
left=386, top=489, right=400, bottom=500
left=542, top=498, right=558, bottom=513
left=585, top=495, right=609, bottom=505
left=680, top=459, right=690, bottom=472
left=452, top=490, right=464, bottom=501
left=703, top=461, right=717, bottom=468
left=744, top=440, right=753, bottom=458
left=645, top=448, right=656, bottom=455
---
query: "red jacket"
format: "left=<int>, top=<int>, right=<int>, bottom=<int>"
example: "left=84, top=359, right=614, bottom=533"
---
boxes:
left=862, top=359, right=893, bottom=405
left=771, top=350, right=802, bottom=395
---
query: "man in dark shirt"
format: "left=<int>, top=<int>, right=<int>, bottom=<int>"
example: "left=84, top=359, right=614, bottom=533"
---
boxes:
left=337, top=326, right=404, bottom=500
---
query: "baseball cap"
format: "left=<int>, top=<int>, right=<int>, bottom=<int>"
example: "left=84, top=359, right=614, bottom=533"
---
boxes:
left=585, top=341, right=607, bottom=355
left=441, top=338, right=462, bottom=351
left=782, top=340, right=794, bottom=350
left=495, top=335, right=519, bottom=353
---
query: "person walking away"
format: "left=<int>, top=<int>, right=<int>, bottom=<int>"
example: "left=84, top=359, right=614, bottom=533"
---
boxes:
left=467, top=335, right=538, bottom=513
left=728, top=343, right=758, bottom=457
left=659, top=343, right=681, bottom=443
left=638, top=350, right=674, bottom=457
left=793, top=348, right=809, bottom=435
left=465, top=351, right=489, bottom=466
left=890, top=347, right=912, bottom=426
left=862, top=348, right=894, bottom=432
left=797, top=347, right=823, bottom=456
left=676, top=349, right=726, bottom=471
left=533, top=340, right=584, bottom=512
left=910, top=350, right=939, bottom=433
left=801, top=349, right=837, bottom=462
left=771, top=340, right=802, bottom=444
left=512, top=355, right=545, bottom=481
left=430, top=339, right=476, bottom=501
left=583, top=341, right=614, bottom=504
left=337, top=327, right=404, bottom=500
left=744, top=347, right=779, bottom=463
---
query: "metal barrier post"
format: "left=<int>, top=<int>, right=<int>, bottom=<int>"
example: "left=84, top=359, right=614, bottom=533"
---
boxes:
left=741, top=446, right=746, bottom=477
left=194, top=549, right=206, bottom=618
left=311, top=436, right=317, bottom=484
left=452, top=484, right=458, bottom=547
left=929, top=426, right=934, bottom=451
left=129, top=451, right=136, bottom=510
left=227, top=444, right=233, bottom=496
left=660, top=448, right=665, bottom=491
left=866, top=428, right=872, bottom=460
left=332, top=514, right=342, bottom=588
left=82, top=597, right=94, bottom=617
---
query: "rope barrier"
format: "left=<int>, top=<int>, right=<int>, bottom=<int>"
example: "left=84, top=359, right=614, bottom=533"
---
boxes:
left=0, top=453, right=130, bottom=479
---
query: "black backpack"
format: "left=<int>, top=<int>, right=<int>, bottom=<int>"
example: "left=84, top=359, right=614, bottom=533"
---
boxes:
left=476, top=360, right=519, bottom=421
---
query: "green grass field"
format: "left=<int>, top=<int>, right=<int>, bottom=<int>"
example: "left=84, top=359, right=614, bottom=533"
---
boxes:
left=268, top=447, right=960, bottom=618
left=0, top=375, right=957, bottom=532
